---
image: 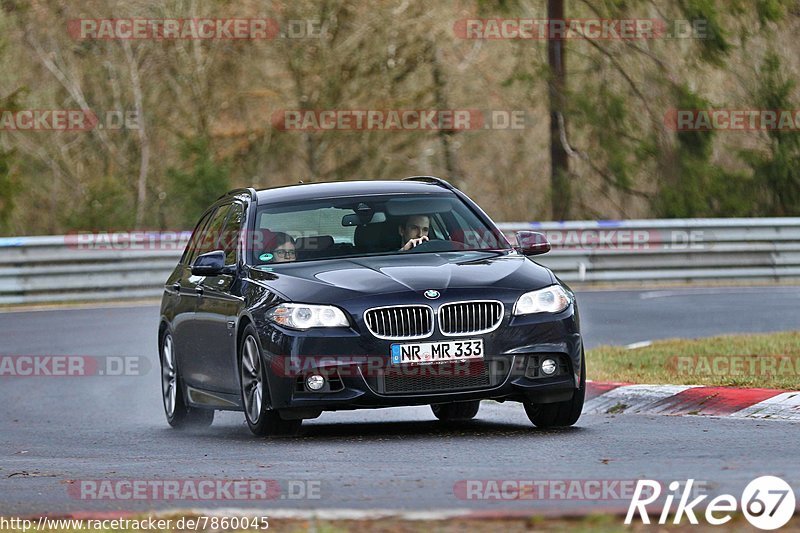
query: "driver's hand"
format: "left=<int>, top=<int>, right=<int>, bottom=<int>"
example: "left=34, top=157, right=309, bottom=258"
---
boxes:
left=401, top=235, right=429, bottom=251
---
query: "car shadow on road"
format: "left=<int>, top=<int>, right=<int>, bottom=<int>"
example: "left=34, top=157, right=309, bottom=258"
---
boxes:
left=297, top=419, right=587, bottom=440
left=162, top=417, right=588, bottom=442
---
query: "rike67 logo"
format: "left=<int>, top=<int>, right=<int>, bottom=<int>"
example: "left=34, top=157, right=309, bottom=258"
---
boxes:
left=626, top=476, right=795, bottom=530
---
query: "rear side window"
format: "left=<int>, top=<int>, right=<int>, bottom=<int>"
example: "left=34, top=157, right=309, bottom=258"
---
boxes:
left=182, top=209, right=215, bottom=265
left=220, top=203, right=245, bottom=266
left=193, top=203, right=232, bottom=260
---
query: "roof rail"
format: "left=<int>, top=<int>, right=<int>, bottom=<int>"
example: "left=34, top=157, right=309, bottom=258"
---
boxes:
left=403, top=176, right=455, bottom=189
left=216, top=187, right=258, bottom=201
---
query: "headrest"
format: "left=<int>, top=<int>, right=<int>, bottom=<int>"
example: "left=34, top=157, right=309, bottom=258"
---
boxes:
left=354, top=222, right=401, bottom=252
left=295, top=235, right=333, bottom=251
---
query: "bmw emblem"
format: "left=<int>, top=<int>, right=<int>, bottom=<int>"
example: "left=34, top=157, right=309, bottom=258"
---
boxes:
left=424, top=290, right=440, bottom=299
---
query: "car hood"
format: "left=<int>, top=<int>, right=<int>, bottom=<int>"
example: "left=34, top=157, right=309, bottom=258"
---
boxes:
left=248, top=251, right=555, bottom=304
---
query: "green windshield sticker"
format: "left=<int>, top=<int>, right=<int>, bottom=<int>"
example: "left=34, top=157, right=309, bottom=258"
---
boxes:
left=259, top=253, right=273, bottom=262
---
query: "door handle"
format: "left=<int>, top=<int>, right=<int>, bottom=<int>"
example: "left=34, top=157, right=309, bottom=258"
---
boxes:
left=172, top=282, right=181, bottom=292
left=195, top=285, right=204, bottom=295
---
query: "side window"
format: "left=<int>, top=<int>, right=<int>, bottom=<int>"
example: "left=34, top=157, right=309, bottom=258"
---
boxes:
left=182, top=209, right=215, bottom=265
left=429, top=214, right=446, bottom=240
left=196, top=203, right=232, bottom=258
left=446, top=210, right=502, bottom=249
left=220, top=203, right=245, bottom=266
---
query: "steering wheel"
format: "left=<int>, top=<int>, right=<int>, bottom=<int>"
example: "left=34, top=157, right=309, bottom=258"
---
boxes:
left=403, top=239, right=467, bottom=253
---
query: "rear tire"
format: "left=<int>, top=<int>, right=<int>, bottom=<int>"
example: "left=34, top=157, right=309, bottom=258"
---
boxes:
left=160, top=330, right=214, bottom=429
left=239, top=325, right=302, bottom=437
left=524, top=349, right=585, bottom=428
left=431, top=400, right=481, bottom=421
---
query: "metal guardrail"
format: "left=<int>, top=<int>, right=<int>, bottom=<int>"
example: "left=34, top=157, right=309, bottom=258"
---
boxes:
left=0, top=233, right=188, bottom=305
left=1, top=219, right=799, bottom=305
left=499, top=218, right=800, bottom=284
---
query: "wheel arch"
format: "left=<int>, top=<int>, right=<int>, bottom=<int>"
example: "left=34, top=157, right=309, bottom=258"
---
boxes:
left=158, top=318, right=171, bottom=356
left=236, top=312, right=285, bottom=411
left=236, top=313, right=255, bottom=352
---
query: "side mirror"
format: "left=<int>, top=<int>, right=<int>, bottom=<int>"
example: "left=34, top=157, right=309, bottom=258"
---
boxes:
left=191, top=250, right=232, bottom=276
left=515, top=231, right=551, bottom=256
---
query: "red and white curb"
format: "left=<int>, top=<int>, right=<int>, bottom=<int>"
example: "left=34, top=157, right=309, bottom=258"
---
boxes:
left=585, top=381, right=800, bottom=420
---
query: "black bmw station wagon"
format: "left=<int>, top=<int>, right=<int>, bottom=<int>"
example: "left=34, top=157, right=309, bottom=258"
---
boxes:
left=159, top=177, right=585, bottom=436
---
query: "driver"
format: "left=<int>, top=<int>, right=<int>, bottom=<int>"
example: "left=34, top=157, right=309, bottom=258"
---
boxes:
left=399, top=214, right=430, bottom=251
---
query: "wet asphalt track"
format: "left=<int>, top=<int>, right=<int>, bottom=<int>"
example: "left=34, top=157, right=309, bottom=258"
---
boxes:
left=1, top=286, right=798, bottom=515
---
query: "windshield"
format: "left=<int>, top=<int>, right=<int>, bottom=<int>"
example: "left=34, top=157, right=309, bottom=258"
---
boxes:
left=248, top=193, right=510, bottom=265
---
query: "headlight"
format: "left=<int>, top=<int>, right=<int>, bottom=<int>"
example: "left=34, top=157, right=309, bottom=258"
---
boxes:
left=267, top=304, right=350, bottom=329
left=513, top=285, right=571, bottom=315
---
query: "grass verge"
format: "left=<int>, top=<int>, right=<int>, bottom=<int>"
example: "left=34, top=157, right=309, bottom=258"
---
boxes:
left=587, top=331, right=800, bottom=389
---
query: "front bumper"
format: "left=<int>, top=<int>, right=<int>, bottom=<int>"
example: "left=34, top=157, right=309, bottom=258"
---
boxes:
left=255, top=301, right=583, bottom=414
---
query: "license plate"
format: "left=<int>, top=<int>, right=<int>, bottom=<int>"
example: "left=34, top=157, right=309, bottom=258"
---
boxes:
left=390, top=339, right=484, bottom=365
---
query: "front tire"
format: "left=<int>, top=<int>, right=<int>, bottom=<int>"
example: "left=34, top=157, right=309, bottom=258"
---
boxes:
left=524, top=349, right=585, bottom=428
left=160, top=330, right=214, bottom=429
left=239, top=325, right=301, bottom=437
left=431, top=400, right=481, bottom=421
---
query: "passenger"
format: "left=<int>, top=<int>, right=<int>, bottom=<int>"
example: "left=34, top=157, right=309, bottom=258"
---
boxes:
left=260, top=232, right=296, bottom=263
left=399, top=215, right=430, bottom=251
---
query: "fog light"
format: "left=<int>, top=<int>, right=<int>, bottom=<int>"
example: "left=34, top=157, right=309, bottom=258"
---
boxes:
left=306, top=374, right=325, bottom=391
left=541, top=358, right=557, bottom=375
